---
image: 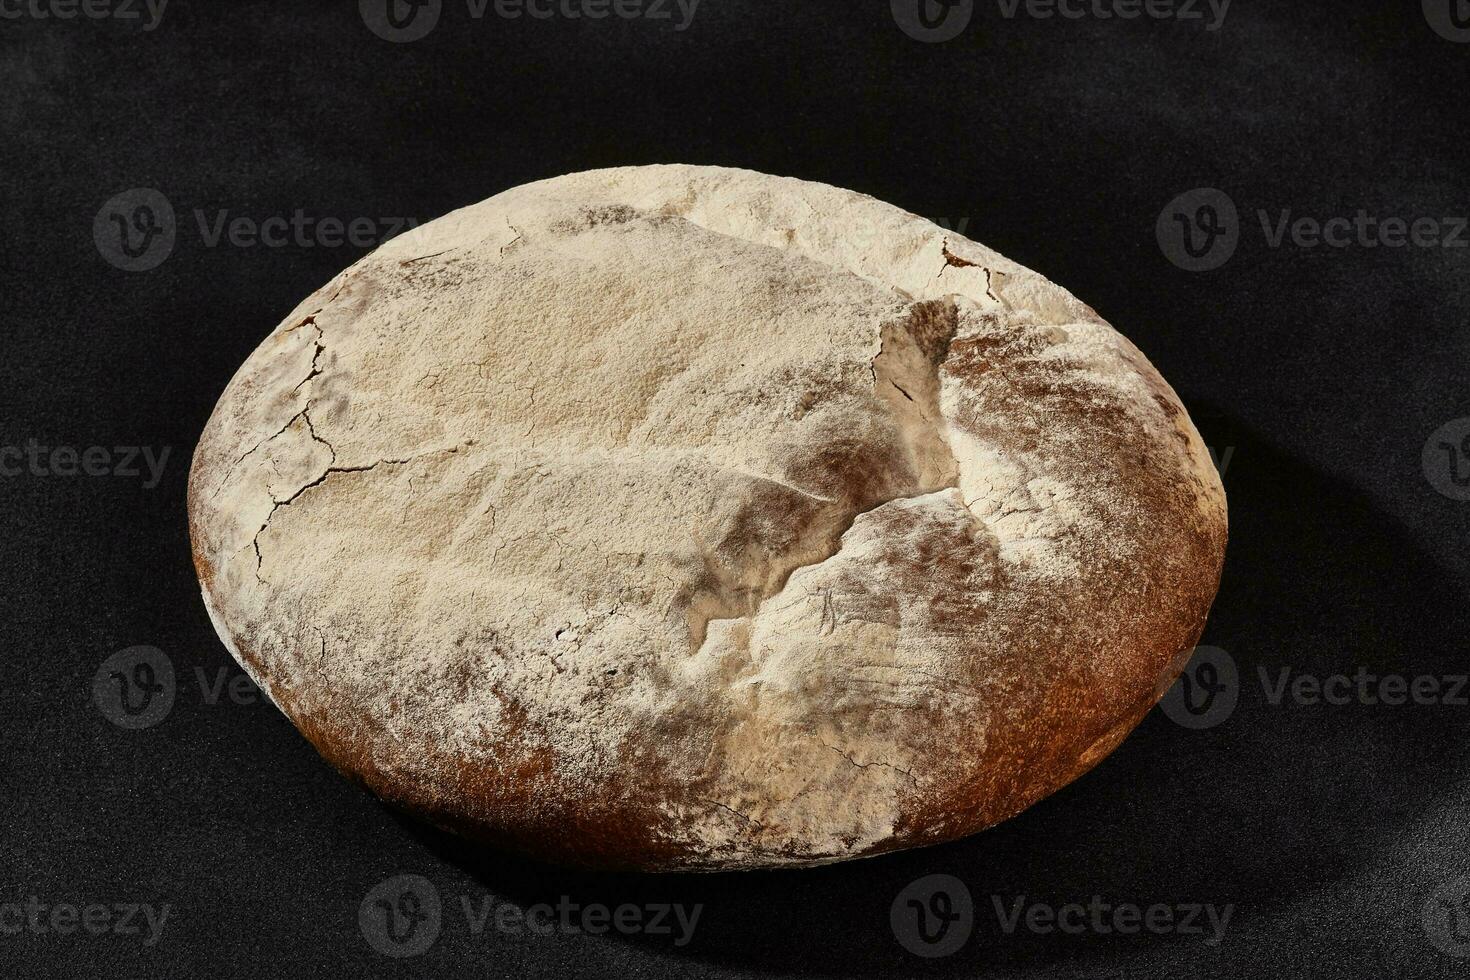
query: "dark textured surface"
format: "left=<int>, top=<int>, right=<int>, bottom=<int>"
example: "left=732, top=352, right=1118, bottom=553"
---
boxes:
left=2, top=1, right=1468, bottom=976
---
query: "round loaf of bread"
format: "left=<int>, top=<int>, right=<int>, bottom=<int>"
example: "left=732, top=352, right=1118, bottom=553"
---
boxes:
left=189, top=165, right=1227, bottom=871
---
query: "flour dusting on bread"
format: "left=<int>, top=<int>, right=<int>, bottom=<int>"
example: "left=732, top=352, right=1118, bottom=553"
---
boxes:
left=189, top=166, right=1227, bottom=870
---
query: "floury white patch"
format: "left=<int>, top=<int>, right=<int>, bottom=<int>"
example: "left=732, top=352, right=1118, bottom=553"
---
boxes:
left=995, top=0, right=1232, bottom=31
left=0, top=0, right=169, bottom=30
left=0, top=897, right=170, bottom=947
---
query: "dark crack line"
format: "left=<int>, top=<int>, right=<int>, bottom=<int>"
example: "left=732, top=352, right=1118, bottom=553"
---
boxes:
left=500, top=218, right=525, bottom=257
left=292, top=319, right=327, bottom=393
left=702, top=799, right=763, bottom=830
left=940, top=239, right=980, bottom=269
left=213, top=313, right=329, bottom=499
left=282, top=309, right=323, bottom=335
left=983, top=268, right=1010, bottom=309
left=213, top=407, right=308, bottom=500
left=820, top=740, right=919, bottom=786
left=251, top=441, right=470, bottom=584
left=309, top=624, right=330, bottom=678
left=400, top=249, right=455, bottom=266
left=939, top=238, right=1010, bottom=309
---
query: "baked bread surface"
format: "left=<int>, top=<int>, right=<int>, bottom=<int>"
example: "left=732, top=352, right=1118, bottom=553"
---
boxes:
left=189, top=165, right=1227, bottom=870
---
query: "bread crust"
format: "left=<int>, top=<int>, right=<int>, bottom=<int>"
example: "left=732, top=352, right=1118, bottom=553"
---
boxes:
left=189, top=165, right=1227, bottom=871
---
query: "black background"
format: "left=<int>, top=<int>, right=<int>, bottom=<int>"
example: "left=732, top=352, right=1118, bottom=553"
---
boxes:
left=4, top=1, right=1469, bottom=977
